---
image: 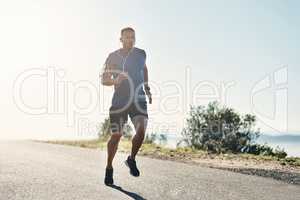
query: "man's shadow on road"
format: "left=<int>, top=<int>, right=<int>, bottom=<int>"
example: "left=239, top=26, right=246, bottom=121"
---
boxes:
left=107, top=184, right=146, bottom=200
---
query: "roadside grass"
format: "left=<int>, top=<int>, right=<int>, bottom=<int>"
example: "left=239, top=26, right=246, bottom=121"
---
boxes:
left=40, top=138, right=300, bottom=167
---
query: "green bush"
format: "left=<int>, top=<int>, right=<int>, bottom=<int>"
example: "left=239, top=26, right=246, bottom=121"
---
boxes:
left=97, top=117, right=133, bottom=140
left=243, top=144, right=273, bottom=155
left=144, top=132, right=157, bottom=144
left=98, top=118, right=111, bottom=140
left=273, top=146, right=287, bottom=159
left=181, top=101, right=260, bottom=153
left=243, top=144, right=287, bottom=159
left=180, top=101, right=288, bottom=158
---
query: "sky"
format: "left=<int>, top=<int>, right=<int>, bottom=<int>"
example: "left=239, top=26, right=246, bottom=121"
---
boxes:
left=0, top=0, right=299, bottom=140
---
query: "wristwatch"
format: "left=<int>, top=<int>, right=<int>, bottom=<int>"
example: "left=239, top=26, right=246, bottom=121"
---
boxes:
left=144, top=85, right=150, bottom=91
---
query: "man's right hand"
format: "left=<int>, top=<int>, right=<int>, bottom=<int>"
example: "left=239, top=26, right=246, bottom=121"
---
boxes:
left=114, top=72, right=128, bottom=88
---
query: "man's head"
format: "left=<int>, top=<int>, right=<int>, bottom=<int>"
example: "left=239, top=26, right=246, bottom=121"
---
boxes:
left=120, top=27, right=135, bottom=49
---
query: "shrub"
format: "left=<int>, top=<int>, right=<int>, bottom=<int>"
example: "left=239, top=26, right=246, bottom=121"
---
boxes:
left=144, top=132, right=157, bottom=144
left=243, top=144, right=287, bottom=159
left=98, top=118, right=111, bottom=140
left=98, top=117, right=133, bottom=140
left=181, top=101, right=260, bottom=153
left=273, top=146, right=287, bottom=159
left=243, top=144, right=273, bottom=155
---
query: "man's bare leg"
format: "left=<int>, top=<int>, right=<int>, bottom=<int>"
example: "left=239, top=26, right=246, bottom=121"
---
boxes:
left=106, top=132, right=122, bottom=169
left=130, top=116, right=148, bottom=160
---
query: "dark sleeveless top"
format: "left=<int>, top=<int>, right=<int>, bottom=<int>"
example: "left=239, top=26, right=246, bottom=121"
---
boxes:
left=104, top=47, right=147, bottom=107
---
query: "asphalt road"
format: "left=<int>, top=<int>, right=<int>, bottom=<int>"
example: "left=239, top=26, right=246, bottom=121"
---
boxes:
left=0, top=140, right=299, bottom=200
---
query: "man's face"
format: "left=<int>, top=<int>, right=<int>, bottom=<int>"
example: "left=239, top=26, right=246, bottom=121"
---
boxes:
left=120, top=30, right=135, bottom=48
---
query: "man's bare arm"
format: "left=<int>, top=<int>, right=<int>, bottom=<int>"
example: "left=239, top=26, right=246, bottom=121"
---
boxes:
left=100, top=64, right=127, bottom=87
left=144, top=64, right=152, bottom=104
left=144, top=64, right=149, bottom=88
left=100, top=64, right=115, bottom=86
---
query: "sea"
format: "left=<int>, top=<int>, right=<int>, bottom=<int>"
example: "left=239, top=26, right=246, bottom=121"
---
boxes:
left=154, top=133, right=300, bottom=157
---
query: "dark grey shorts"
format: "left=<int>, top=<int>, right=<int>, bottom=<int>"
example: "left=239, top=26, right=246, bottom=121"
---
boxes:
left=109, top=101, right=148, bottom=133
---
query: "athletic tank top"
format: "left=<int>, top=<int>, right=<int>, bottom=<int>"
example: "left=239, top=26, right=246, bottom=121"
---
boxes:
left=104, top=47, right=147, bottom=107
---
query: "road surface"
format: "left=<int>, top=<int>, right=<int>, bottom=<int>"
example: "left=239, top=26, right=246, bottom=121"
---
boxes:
left=0, top=140, right=299, bottom=200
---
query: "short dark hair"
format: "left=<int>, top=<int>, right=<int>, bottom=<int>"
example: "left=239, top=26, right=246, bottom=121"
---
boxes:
left=121, top=27, right=135, bottom=35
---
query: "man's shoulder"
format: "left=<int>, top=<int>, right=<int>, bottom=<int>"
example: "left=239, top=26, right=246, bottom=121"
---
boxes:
left=108, top=49, right=121, bottom=56
left=134, top=47, right=145, bottom=52
left=134, top=47, right=146, bottom=53
left=108, top=47, right=146, bottom=57
left=134, top=47, right=146, bottom=57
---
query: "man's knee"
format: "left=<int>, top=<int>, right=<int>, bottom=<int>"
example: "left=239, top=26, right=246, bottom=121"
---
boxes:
left=135, top=129, right=145, bottom=140
left=132, top=116, right=148, bottom=131
left=109, top=132, right=122, bottom=143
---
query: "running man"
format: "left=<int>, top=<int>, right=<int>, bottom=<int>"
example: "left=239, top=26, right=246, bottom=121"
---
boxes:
left=100, top=27, right=152, bottom=185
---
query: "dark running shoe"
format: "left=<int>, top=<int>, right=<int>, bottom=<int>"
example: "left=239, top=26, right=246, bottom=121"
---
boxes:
left=125, top=156, right=140, bottom=177
left=104, top=168, right=114, bottom=185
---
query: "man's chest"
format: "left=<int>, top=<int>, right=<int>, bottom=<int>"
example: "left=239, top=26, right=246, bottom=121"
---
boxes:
left=111, top=53, right=145, bottom=74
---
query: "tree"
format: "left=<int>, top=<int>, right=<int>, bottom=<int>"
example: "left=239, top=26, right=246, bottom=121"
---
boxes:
left=144, top=132, right=157, bottom=144
left=98, top=118, right=111, bottom=140
left=123, top=123, right=133, bottom=139
left=158, top=134, right=167, bottom=145
left=98, top=117, right=133, bottom=140
left=180, top=101, right=260, bottom=153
